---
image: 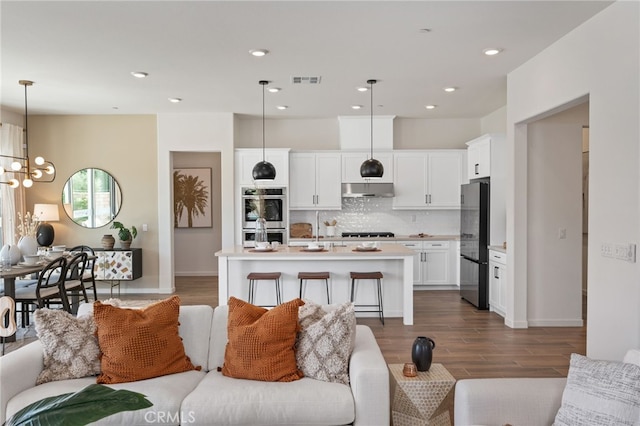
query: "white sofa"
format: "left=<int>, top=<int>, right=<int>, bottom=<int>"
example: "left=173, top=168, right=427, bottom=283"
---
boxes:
left=0, top=304, right=390, bottom=425
left=453, top=348, right=640, bottom=425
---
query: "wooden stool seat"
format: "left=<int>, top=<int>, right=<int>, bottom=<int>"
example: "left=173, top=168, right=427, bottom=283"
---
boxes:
left=247, top=272, right=282, bottom=307
left=298, top=272, right=331, bottom=304
left=350, top=271, right=384, bottom=325
left=350, top=271, right=384, bottom=280
left=247, top=272, right=282, bottom=280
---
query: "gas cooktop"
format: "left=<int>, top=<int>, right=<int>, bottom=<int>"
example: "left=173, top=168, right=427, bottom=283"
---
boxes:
left=341, top=232, right=395, bottom=238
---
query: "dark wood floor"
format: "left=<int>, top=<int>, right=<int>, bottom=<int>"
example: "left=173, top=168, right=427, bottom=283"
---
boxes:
left=169, top=276, right=586, bottom=379
left=7, top=276, right=587, bottom=379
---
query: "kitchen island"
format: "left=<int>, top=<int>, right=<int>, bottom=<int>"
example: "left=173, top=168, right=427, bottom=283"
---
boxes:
left=216, top=243, right=415, bottom=324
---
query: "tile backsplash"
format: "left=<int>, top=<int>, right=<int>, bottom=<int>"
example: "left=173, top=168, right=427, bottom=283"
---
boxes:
left=289, top=197, right=460, bottom=237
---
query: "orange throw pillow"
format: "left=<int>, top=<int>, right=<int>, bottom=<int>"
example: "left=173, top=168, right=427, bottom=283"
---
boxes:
left=222, top=297, right=304, bottom=382
left=94, top=295, right=200, bottom=384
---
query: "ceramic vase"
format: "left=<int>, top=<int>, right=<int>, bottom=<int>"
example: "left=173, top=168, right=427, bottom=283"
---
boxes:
left=101, top=234, right=115, bottom=250
left=0, top=244, right=22, bottom=265
left=254, top=217, right=268, bottom=246
left=120, top=238, right=132, bottom=250
left=18, top=235, right=38, bottom=258
left=411, top=336, right=436, bottom=372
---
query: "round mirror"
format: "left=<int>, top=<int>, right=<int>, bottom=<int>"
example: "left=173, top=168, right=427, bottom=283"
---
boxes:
left=62, top=168, right=122, bottom=228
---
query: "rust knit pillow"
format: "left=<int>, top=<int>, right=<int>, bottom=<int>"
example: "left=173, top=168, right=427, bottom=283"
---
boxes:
left=222, top=297, right=304, bottom=382
left=93, top=295, right=200, bottom=384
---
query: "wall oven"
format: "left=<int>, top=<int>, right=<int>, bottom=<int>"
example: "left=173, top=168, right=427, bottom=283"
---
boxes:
left=241, top=187, right=288, bottom=247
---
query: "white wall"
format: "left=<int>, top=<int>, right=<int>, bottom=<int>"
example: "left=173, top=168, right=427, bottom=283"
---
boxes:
left=480, top=106, right=507, bottom=134
left=235, top=116, right=481, bottom=150
left=507, top=1, right=639, bottom=360
left=526, top=103, right=587, bottom=326
left=173, top=152, right=222, bottom=276
left=157, top=113, right=235, bottom=293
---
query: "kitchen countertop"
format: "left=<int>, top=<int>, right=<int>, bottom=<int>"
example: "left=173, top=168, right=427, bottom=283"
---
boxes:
left=488, top=245, right=507, bottom=254
left=217, top=243, right=415, bottom=257
left=289, top=234, right=459, bottom=244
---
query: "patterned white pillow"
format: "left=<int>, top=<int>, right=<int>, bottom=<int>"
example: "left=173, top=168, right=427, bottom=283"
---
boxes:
left=553, top=353, right=640, bottom=426
left=34, top=308, right=102, bottom=385
left=295, top=301, right=356, bottom=385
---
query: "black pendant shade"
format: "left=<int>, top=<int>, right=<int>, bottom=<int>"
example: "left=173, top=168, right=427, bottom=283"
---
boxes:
left=252, top=160, right=277, bottom=181
left=360, top=158, right=384, bottom=179
left=361, top=78, right=384, bottom=179
left=252, top=80, right=276, bottom=181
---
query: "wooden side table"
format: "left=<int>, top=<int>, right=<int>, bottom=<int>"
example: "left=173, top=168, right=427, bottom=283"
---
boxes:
left=388, top=363, right=456, bottom=426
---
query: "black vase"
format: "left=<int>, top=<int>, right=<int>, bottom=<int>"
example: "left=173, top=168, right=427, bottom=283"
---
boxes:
left=411, top=336, right=436, bottom=371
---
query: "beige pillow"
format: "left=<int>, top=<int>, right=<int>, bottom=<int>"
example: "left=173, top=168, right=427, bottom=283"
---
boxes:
left=34, top=308, right=101, bottom=385
left=296, top=300, right=356, bottom=385
left=94, top=295, right=200, bottom=384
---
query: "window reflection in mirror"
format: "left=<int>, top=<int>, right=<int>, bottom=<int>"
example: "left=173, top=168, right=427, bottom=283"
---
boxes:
left=62, top=168, right=122, bottom=228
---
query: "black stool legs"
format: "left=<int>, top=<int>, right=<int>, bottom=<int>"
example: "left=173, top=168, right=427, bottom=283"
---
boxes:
left=350, top=271, right=384, bottom=325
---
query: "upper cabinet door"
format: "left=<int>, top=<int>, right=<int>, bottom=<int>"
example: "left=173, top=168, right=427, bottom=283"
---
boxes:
left=289, top=153, right=318, bottom=209
left=314, top=153, right=342, bottom=209
left=466, top=136, right=491, bottom=179
left=427, top=151, right=464, bottom=208
left=341, top=151, right=394, bottom=183
left=393, top=152, right=428, bottom=208
left=235, top=149, right=290, bottom=186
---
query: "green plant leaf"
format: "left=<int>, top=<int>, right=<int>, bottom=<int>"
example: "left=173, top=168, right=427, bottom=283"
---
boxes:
left=5, top=384, right=153, bottom=426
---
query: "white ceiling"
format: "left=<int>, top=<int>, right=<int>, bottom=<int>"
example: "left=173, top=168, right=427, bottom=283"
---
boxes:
left=1, top=1, right=612, bottom=119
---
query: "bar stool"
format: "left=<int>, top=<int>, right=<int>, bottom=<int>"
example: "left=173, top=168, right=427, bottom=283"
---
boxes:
left=298, top=272, right=331, bottom=304
left=350, top=271, right=384, bottom=325
left=247, top=272, right=282, bottom=307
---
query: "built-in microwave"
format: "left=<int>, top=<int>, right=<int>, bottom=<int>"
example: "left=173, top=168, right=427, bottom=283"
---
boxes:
left=242, top=229, right=287, bottom=248
left=241, top=187, right=287, bottom=229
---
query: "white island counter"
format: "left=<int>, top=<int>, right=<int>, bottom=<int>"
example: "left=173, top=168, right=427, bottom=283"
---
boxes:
left=216, top=243, right=415, bottom=324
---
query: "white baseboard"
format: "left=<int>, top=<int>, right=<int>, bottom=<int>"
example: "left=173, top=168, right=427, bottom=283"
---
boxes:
left=175, top=271, right=219, bottom=277
left=527, top=318, right=584, bottom=327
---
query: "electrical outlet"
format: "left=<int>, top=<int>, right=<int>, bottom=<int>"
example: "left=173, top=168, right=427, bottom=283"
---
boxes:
left=558, top=228, right=567, bottom=239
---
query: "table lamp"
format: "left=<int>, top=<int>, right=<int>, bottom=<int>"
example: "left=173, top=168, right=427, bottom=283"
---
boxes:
left=34, top=204, right=59, bottom=247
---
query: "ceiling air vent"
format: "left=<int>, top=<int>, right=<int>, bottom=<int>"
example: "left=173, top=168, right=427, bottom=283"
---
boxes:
left=291, top=76, right=322, bottom=84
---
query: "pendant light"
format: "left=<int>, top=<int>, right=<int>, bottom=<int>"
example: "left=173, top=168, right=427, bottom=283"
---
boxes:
left=252, top=80, right=276, bottom=181
left=0, top=80, right=56, bottom=188
left=360, top=79, right=384, bottom=179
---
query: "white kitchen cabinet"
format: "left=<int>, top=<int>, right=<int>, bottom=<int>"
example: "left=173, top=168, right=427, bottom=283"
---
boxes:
left=235, top=148, right=290, bottom=187
left=289, top=152, right=342, bottom=210
left=341, top=151, right=394, bottom=183
left=466, top=135, right=491, bottom=179
left=393, top=150, right=465, bottom=209
left=399, top=241, right=454, bottom=286
left=489, top=249, right=507, bottom=317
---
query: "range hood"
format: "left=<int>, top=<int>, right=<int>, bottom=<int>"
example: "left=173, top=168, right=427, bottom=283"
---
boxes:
left=342, top=182, right=394, bottom=198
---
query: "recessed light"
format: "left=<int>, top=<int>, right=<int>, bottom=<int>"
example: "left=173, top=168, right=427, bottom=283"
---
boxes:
left=249, top=49, right=269, bottom=57
left=276, top=105, right=288, bottom=110
left=351, top=105, right=363, bottom=110
left=483, top=48, right=503, bottom=56
left=443, top=87, right=457, bottom=92
left=356, top=87, right=369, bottom=92
left=268, top=87, right=281, bottom=93
left=131, top=71, right=148, bottom=78
left=425, top=105, right=437, bottom=110
left=168, top=98, right=182, bottom=103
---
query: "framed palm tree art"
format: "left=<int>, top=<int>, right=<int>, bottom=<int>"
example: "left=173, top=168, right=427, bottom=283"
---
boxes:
left=173, top=168, right=212, bottom=228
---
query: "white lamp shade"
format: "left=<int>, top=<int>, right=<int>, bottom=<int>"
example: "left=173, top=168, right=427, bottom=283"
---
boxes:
left=34, top=204, right=60, bottom=222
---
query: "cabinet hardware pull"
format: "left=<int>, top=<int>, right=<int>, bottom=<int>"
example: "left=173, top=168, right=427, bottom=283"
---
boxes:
left=494, top=266, right=499, bottom=279
left=425, top=194, right=428, bottom=204
left=475, top=164, right=479, bottom=175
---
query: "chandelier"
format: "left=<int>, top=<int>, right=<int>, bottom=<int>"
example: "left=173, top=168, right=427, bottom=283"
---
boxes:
left=0, top=80, right=56, bottom=188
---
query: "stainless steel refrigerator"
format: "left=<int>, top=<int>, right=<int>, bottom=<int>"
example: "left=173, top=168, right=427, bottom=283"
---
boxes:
left=460, top=181, right=490, bottom=309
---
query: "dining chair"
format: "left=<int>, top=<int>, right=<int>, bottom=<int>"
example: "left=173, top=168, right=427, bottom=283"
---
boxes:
left=64, top=252, right=90, bottom=308
left=14, top=257, right=70, bottom=326
left=69, top=245, right=98, bottom=301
